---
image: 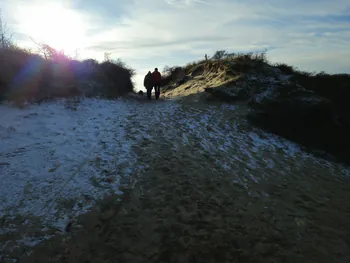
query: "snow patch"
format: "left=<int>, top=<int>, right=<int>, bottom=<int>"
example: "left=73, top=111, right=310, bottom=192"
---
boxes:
left=254, top=86, right=276, bottom=103
left=0, top=98, right=143, bottom=232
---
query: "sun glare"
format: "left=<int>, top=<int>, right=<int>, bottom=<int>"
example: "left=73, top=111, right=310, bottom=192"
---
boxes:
left=17, top=4, right=87, bottom=54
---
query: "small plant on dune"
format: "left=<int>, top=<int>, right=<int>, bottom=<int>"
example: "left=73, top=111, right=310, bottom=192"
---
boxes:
left=182, top=50, right=270, bottom=76
left=274, top=63, right=297, bottom=75
left=212, top=50, right=228, bottom=60
left=226, top=50, right=268, bottom=65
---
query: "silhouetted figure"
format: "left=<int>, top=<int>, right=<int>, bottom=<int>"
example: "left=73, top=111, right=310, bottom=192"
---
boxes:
left=144, top=71, right=153, bottom=100
left=152, top=68, right=162, bottom=100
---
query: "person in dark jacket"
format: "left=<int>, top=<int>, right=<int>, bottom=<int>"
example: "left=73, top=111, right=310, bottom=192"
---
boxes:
left=144, top=71, right=153, bottom=100
left=151, top=68, right=162, bottom=100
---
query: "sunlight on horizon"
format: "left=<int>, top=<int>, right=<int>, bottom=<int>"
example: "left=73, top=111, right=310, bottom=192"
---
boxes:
left=16, top=3, right=88, bottom=54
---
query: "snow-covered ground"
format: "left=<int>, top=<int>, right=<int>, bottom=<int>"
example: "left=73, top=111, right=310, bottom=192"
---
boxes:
left=0, top=99, right=146, bottom=231
left=1, top=97, right=349, bottom=255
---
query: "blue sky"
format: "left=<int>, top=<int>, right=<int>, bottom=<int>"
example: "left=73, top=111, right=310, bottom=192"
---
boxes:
left=1, top=0, right=350, bottom=90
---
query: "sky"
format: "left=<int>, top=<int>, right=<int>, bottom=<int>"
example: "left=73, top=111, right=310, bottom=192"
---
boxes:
left=1, top=0, right=350, bottom=90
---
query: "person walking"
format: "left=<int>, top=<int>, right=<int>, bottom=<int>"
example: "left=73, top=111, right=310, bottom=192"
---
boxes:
left=144, top=71, right=153, bottom=100
left=151, top=68, right=162, bottom=100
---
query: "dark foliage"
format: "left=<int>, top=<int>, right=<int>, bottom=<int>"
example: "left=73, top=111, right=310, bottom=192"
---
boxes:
left=0, top=46, right=135, bottom=103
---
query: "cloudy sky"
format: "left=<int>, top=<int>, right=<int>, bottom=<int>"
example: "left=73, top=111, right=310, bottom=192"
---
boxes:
left=1, top=0, right=350, bottom=90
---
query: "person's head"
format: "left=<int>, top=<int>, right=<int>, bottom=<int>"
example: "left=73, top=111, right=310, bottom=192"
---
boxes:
left=154, top=68, right=158, bottom=72
left=148, top=71, right=151, bottom=74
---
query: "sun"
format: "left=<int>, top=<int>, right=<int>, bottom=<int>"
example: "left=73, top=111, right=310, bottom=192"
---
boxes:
left=17, top=3, right=87, bottom=54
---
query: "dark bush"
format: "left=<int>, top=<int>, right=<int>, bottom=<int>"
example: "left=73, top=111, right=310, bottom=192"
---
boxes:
left=292, top=72, right=350, bottom=101
left=99, top=61, right=134, bottom=97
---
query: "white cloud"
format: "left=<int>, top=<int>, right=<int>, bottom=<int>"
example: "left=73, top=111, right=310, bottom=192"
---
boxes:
left=165, top=0, right=212, bottom=7
left=2, top=0, right=350, bottom=90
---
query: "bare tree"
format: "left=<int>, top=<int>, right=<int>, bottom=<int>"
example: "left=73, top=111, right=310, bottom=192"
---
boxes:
left=104, top=52, right=112, bottom=62
left=0, top=9, right=13, bottom=48
left=73, top=49, right=81, bottom=60
left=30, top=37, right=67, bottom=61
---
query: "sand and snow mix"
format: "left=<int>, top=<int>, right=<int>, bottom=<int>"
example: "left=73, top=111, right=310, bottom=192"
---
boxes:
left=1, top=97, right=349, bottom=253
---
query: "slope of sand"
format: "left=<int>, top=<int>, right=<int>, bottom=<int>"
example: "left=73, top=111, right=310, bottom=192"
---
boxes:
left=163, top=69, right=238, bottom=99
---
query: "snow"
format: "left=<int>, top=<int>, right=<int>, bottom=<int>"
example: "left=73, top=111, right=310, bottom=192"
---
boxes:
left=279, top=74, right=292, bottom=81
left=296, top=96, right=325, bottom=103
left=166, top=102, right=350, bottom=187
left=221, top=104, right=237, bottom=111
left=247, top=131, right=301, bottom=157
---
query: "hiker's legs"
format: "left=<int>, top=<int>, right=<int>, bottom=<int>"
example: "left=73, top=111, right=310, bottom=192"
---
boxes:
left=147, top=87, right=152, bottom=100
left=155, top=84, right=160, bottom=100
